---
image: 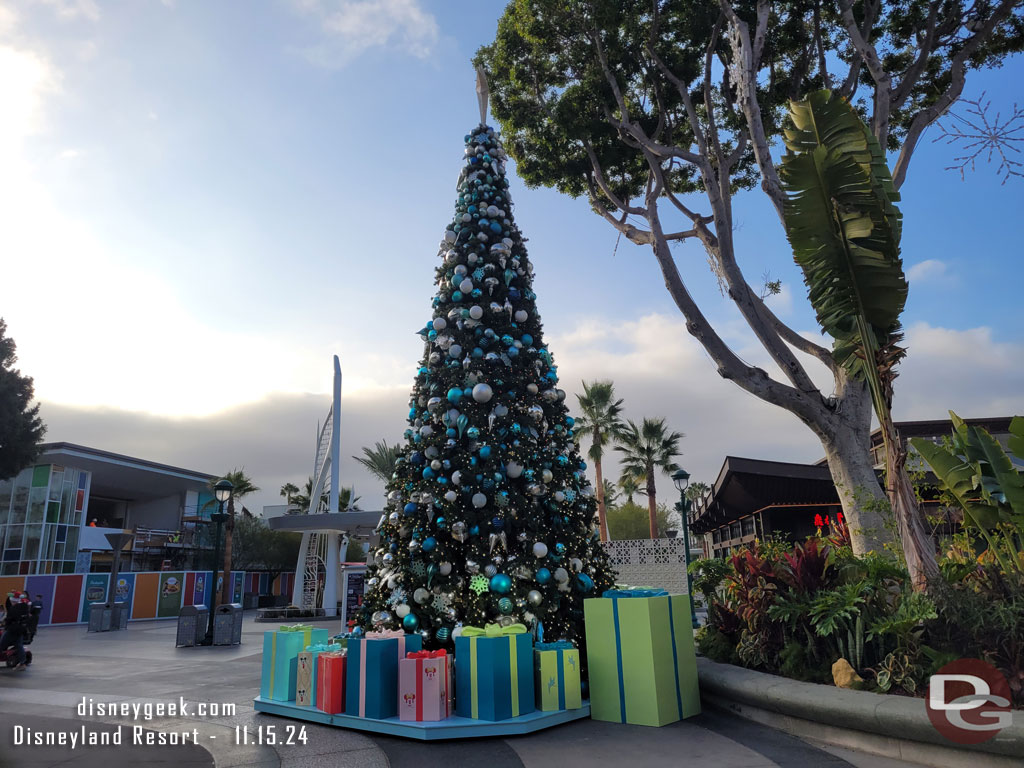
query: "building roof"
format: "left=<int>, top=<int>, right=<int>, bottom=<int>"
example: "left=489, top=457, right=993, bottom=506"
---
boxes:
left=39, top=442, right=215, bottom=501
left=691, top=456, right=837, bottom=534
left=268, top=510, right=383, bottom=537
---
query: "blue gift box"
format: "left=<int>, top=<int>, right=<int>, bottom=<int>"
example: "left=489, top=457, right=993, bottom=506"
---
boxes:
left=260, top=631, right=301, bottom=701
left=455, top=624, right=534, bottom=721
left=344, top=631, right=423, bottom=719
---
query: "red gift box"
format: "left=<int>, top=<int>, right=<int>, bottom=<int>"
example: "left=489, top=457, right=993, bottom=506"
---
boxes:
left=316, top=652, right=347, bottom=714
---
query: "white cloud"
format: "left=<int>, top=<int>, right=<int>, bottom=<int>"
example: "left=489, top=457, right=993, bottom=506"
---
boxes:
left=292, top=0, right=439, bottom=68
left=0, top=5, right=17, bottom=36
left=32, top=0, right=100, bottom=22
left=906, top=258, right=949, bottom=283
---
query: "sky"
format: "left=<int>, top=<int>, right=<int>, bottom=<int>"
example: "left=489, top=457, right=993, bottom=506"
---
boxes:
left=2, top=0, right=1022, bottom=516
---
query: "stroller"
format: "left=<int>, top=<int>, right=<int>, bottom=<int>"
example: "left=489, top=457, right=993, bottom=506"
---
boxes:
left=0, top=594, right=34, bottom=669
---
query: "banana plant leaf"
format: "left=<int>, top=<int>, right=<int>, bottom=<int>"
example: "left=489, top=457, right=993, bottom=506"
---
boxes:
left=910, top=437, right=1003, bottom=530
left=779, top=90, right=907, bottom=387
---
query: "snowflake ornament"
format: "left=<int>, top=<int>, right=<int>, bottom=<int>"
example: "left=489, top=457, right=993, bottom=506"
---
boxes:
left=470, top=575, right=490, bottom=595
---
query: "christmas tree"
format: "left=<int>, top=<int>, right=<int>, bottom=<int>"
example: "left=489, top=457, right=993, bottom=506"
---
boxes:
left=357, top=112, right=615, bottom=648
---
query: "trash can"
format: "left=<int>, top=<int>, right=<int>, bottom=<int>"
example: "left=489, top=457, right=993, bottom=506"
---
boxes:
left=212, top=603, right=242, bottom=646
left=176, top=605, right=208, bottom=647
left=88, top=603, right=112, bottom=633
left=243, top=592, right=259, bottom=610
left=112, top=601, right=130, bottom=630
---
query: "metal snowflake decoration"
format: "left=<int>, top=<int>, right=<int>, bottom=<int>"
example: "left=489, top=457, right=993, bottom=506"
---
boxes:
left=934, top=92, right=1024, bottom=185
left=386, top=588, right=407, bottom=607
left=470, top=575, right=490, bottom=595
left=431, top=592, right=451, bottom=613
left=410, top=561, right=427, bottom=577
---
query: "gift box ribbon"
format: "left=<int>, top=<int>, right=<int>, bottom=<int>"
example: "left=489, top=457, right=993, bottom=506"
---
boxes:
left=407, top=649, right=447, bottom=659
left=602, top=589, right=668, bottom=598
left=366, top=628, right=405, bottom=639
left=462, top=623, right=527, bottom=637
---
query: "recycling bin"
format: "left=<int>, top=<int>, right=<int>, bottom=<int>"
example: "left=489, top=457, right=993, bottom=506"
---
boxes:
left=212, top=603, right=243, bottom=646
left=176, top=604, right=208, bottom=647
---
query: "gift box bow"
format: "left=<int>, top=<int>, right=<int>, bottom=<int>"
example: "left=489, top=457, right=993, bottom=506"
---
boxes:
left=535, top=641, right=575, bottom=651
left=602, top=588, right=668, bottom=598
left=306, top=643, right=341, bottom=652
left=462, top=623, right=527, bottom=637
left=407, top=649, right=447, bottom=659
left=366, top=628, right=407, bottom=639
left=280, top=624, right=313, bottom=632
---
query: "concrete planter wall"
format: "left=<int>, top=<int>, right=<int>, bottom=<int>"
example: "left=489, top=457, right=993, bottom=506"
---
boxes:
left=698, top=657, right=1024, bottom=768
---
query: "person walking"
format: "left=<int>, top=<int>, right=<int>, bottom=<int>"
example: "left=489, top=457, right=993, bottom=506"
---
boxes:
left=0, top=592, right=31, bottom=670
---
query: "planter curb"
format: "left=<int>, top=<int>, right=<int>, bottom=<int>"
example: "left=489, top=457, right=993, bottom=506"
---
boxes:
left=698, top=657, right=1024, bottom=767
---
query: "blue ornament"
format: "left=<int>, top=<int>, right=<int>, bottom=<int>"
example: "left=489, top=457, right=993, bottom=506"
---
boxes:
left=422, top=467, right=435, bottom=479
left=403, top=502, right=418, bottom=515
left=521, top=334, right=533, bottom=345
left=489, top=573, right=512, bottom=593
left=467, top=426, right=480, bottom=439
left=536, top=567, right=552, bottom=585
left=469, top=525, right=480, bottom=536
left=479, top=445, right=492, bottom=460
left=446, top=428, right=457, bottom=438
left=435, top=516, right=446, bottom=529
left=507, top=347, right=519, bottom=357
left=555, top=543, right=566, bottom=555
left=447, top=388, right=463, bottom=404
left=452, top=291, right=463, bottom=302
left=422, top=537, right=437, bottom=552
left=402, top=613, right=420, bottom=632
left=576, top=573, right=595, bottom=593
left=410, top=452, right=424, bottom=465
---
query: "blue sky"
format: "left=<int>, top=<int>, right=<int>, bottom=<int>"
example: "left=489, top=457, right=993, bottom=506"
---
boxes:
left=2, top=0, right=1022, bottom=513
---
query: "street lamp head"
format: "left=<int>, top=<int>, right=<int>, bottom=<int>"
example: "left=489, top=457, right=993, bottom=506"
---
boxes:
left=672, top=468, right=690, bottom=492
left=214, top=478, right=234, bottom=503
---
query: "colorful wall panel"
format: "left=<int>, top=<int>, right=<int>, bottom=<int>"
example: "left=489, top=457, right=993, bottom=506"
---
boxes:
left=80, top=573, right=110, bottom=622
left=156, top=572, right=184, bottom=617
left=0, top=576, right=25, bottom=602
left=52, top=574, right=84, bottom=623
left=24, top=574, right=56, bottom=625
left=113, top=573, right=135, bottom=616
left=132, top=573, right=159, bottom=619
left=183, top=572, right=196, bottom=606
left=193, top=571, right=211, bottom=608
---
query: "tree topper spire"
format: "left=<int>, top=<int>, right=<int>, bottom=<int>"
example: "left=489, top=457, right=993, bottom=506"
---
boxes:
left=476, top=65, right=489, bottom=126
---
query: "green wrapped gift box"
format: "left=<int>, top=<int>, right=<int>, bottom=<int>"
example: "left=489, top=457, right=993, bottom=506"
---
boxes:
left=584, top=590, right=700, bottom=727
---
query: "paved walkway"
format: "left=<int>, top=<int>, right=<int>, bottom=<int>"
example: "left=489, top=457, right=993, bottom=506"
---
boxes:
left=0, top=616, right=920, bottom=768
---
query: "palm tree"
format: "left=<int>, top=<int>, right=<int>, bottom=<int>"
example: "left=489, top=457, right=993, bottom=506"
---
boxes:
left=210, top=469, right=259, bottom=605
left=574, top=380, right=624, bottom=542
left=615, top=418, right=682, bottom=539
left=353, top=440, right=400, bottom=500
left=288, top=477, right=361, bottom=514
left=601, top=479, right=620, bottom=509
left=619, top=475, right=640, bottom=505
left=779, top=90, right=938, bottom=589
left=280, top=482, right=300, bottom=507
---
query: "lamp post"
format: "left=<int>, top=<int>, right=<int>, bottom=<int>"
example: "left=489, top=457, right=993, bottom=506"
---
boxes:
left=203, top=478, right=233, bottom=645
left=672, top=468, right=700, bottom=629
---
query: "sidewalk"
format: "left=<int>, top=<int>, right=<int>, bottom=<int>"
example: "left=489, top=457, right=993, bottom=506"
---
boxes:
left=0, top=616, right=922, bottom=768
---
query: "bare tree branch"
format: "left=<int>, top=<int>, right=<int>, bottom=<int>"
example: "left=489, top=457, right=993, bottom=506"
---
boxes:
left=891, top=0, right=1019, bottom=189
left=719, top=0, right=787, bottom=219
left=838, top=0, right=893, bottom=146
left=584, top=142, right=647, bottom=215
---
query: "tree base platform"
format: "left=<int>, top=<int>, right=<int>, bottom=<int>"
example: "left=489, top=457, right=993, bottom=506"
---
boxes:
left=253, top=696, right=590, bottom=740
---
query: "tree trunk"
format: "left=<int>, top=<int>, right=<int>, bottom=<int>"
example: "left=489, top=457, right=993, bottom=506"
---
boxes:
left=594, top=458, right=610, bottom=542
left=647, top=472, right=658, bottom=539
left=881, top=420, right=941, bottom=591
left=820, top=426, right=889, bottom=554
left=221, top=497, right=235, bottom=605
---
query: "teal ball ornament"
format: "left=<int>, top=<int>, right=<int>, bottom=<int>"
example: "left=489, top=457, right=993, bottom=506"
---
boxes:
left=436, top=626, right=451, bottom=643
left=402, top=613, right=420, bottom=632
left=498, top=597, right=514, bottom=614
left=536, top=567, right=552, bottom=585
left=489, top=573, right=512, bottom=593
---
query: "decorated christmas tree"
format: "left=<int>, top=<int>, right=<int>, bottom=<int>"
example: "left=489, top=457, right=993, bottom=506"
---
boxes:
left=357, top=85, right=615, bottom=649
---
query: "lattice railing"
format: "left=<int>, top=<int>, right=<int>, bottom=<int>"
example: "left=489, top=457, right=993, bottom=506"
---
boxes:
left=602, top=538, right=693, bottom=595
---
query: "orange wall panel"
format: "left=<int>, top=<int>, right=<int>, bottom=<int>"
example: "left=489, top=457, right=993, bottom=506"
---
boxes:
left=131, top=572, right=159, bottom=619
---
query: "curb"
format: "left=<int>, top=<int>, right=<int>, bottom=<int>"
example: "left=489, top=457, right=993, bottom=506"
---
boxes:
left=697, top=658, right=1024, bottom=768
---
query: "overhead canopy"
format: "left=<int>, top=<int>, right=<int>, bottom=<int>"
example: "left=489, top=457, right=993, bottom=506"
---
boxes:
left=268, top=511, right=383, bottom=538
left=41, top=443, right=214, bottom=501
left=690, top=456, right=837, bottom=534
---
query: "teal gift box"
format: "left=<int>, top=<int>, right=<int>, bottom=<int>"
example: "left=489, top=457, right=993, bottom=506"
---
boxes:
left=584, top=589, right=700, bottom=726
left=534, top=641, right=582, bottom=711
left=455, top=623, right=534, bottom=721
left=260, top=626, right=328, bottom=701
left=345, top=630, right=423, bottom=719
